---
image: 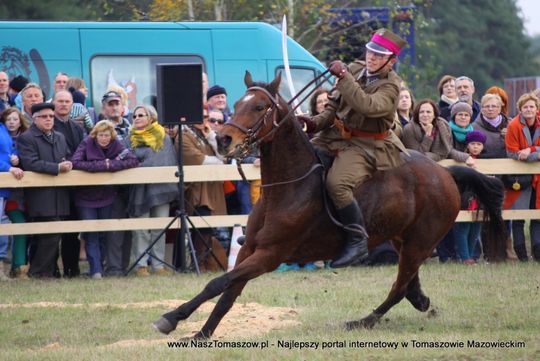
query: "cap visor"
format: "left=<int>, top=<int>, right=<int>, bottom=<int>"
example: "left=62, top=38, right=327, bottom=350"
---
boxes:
left=366, top=42, right=393, bottom=55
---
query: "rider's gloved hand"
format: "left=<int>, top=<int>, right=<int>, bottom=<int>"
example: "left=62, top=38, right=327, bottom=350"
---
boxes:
left=296, top=115, right=317, bottom=133
left=329, top=60, right=348, bottom=79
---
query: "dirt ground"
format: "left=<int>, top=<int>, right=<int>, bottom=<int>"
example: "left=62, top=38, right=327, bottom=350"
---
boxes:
left=1, top=299, right=300, bottom=348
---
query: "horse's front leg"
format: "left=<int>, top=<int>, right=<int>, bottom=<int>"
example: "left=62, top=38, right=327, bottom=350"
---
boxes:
left=152, top=272, right=234, bottom=335
left=153, top=245, right=281, bottom=337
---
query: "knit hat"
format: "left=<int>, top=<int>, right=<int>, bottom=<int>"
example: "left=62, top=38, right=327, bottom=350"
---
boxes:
left=68, top=87, right=86, bottom=105
left=9, top=75, right=29, bottom=92
left=450, top=101, right=473, bottom=119
left=365, top=28, right=408, bottom=56
left=465, top=130, right=486, bottom=145
left=207, top=85, right=227, bottom=100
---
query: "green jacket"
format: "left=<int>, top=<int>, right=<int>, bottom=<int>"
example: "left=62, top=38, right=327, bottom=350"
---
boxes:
left=311, top=60, right=404, bottom=153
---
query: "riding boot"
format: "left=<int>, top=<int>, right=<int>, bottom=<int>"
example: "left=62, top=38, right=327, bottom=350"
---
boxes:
left=330, top=201, right=369, bottom=268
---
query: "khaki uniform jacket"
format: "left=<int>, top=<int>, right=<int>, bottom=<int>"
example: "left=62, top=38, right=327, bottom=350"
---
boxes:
left=311, top=60, right=405, bottom=164
left=182, top=128, right=227, bottom=216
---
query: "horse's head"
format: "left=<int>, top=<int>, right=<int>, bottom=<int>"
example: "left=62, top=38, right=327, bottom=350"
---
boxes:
left=217, top=71, right=286, bottom=158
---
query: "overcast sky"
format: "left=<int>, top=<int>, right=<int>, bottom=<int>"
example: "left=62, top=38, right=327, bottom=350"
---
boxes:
left=517, top=0, right=540, bottom=36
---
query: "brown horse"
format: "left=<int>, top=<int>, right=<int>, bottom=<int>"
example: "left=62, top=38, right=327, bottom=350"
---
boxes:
left=153, top=72, right=506, bottom=338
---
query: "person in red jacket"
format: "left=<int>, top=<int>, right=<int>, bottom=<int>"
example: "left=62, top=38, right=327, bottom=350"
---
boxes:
left=505, top=92, right=540, bottom=261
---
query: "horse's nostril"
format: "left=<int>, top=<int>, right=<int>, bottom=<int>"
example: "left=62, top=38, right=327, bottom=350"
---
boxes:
left=217, top=134, right=232, bottom=149
left=222, top=135, right=232, bottom=148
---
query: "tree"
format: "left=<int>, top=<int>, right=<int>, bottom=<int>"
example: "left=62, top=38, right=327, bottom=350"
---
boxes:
left=413, top=0, right=539, bottom=97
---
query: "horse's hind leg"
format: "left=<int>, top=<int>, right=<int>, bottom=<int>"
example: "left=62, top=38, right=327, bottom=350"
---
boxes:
left=405, top=273, right=430, bottom=312
left=346, top=243, right=426, bottom=330
left=390, top=240, right=431, bottom=312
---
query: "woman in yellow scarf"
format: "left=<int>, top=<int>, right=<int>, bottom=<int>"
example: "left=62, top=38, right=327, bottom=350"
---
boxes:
left=128, top=105, right=178, bottom=276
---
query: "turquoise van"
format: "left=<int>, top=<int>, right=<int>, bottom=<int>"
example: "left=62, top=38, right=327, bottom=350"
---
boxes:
left=0, top=21, right=327, bottom=112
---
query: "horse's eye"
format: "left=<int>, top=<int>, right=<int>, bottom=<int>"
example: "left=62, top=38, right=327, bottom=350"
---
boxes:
left=255, top=105, right=265, bottom=112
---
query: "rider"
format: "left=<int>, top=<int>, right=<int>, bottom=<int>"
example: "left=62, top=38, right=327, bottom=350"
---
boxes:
left=301, top=28, right=408, bottom=268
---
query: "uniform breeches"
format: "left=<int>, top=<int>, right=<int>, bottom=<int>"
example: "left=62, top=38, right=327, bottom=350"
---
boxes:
left=326, top=141, right=401, bottom=209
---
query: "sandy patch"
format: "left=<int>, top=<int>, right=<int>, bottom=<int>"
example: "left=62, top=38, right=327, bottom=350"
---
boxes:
left=4, top=300, right=300, bottom=347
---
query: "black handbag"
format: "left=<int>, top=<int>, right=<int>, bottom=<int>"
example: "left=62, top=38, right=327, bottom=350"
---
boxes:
left=500, top=174, right=532, bottom=191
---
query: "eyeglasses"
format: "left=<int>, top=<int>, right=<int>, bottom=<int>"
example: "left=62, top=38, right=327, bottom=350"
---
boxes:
left=482, top=105, right=500, bottom=109
left=209, top=118, right=225, bottom=125
left=35, top=114, right=54, bottom=119
left=133, top=113, right=148, bottom=119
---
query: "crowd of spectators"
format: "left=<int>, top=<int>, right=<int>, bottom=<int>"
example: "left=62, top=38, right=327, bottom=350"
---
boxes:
left=1, top=66, right=540, bottom=281
left=0, top=70, right=262, bottom=280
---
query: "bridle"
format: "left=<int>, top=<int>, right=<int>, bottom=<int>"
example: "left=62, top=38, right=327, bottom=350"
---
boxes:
left=224, top=68, right=332, bottom=161
left=224, top=86, right=283, bottom=161
left=223, top=69, right=332, bottom=182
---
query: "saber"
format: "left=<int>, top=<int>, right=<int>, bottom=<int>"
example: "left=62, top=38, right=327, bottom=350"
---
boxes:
left=281, top=15, right=301, bottom=114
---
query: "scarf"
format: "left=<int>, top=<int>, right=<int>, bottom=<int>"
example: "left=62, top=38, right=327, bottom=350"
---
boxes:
left=483, top=114, right=502, bottom=128
left=441, top=94, right=458, bottom=106
left=129, top=122, right=165, bottom=151
left=449, top=121, right=473, bottom=143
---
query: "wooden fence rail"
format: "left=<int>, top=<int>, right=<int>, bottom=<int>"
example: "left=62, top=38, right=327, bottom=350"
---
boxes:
left=1, top=160, right=540, bottom=235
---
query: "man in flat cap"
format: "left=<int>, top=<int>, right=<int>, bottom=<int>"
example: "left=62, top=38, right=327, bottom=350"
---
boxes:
left=17, top=102, right=72, bottom=278
left=301, top=28, right=408, bottom=268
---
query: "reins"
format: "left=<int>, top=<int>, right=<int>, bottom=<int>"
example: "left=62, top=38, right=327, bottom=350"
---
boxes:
left=225, top=69, right=332, bottom=183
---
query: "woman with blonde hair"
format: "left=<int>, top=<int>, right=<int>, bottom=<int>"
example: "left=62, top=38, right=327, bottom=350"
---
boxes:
left=72, top=120, right=139, bottom=278
left=127, top=105, right=178, bottom=276
left=485, top=86, right=510, bottom=117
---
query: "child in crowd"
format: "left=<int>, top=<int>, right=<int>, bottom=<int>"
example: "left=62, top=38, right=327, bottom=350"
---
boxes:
left=1, top=108, right=28, bottom=279
left=453, top=130, right=487, bottom=264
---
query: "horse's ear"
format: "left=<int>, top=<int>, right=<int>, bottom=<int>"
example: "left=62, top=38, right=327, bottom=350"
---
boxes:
left=268, top=72, right=281, bottom=95
left=244, top=71, right=254, bottom=88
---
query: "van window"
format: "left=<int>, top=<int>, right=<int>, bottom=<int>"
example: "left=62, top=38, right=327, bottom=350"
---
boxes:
left=276, top=67, right=330, bottom=114
left=90, top=55, right=204, bottom=114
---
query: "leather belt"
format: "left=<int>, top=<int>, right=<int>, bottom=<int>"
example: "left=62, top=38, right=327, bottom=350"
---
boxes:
left=350, top=129, right=389, bottom=140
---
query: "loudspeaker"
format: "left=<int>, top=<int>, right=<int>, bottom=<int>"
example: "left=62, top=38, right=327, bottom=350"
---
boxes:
left=156, top=63, right=203, bottom=125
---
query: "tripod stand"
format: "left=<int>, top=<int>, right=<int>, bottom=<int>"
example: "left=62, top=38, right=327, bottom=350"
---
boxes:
left=125, top=125, right=225, bottom=276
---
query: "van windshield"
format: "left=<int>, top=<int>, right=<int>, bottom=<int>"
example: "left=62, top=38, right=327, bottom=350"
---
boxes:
left=90, top=55, right=204, bottom=115
left=276, top=67, right=332, bottom=114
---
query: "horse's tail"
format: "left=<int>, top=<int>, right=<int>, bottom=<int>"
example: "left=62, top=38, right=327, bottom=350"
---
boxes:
left=447, top=166, right=507, bottom=262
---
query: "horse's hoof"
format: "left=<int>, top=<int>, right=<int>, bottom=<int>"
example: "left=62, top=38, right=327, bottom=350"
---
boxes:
left=411, top=295, right=430, bottom=312
left=418, top=297, right=430, bottom=312
left=152, top=317, right=176, bottom=335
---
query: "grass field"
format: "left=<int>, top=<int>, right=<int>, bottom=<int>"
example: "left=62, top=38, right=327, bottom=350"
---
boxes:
left=1, top=261, right=539, bottom=361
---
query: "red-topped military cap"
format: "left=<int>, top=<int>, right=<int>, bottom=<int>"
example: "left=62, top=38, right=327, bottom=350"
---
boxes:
left=365, top=28, right=407, bottom=56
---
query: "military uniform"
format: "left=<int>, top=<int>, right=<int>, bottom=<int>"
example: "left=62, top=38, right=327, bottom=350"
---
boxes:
left=305, top=28, right=408, bottom=268
left=311, top=60, right=405, bottom=208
